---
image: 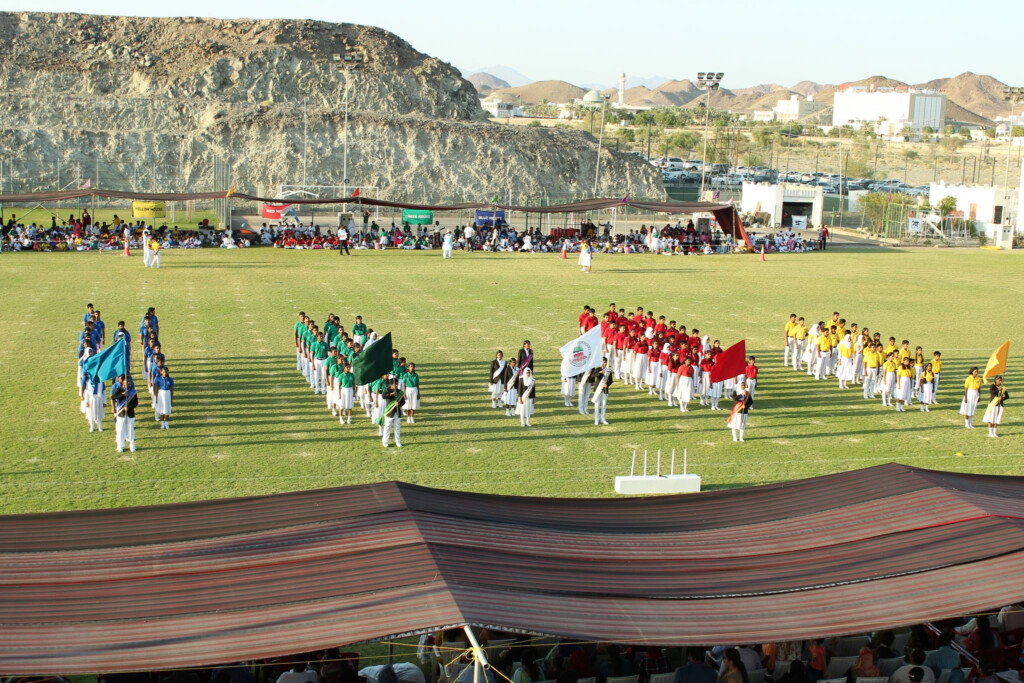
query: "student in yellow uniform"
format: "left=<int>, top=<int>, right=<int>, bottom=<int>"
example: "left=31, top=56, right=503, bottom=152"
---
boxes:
left=815, top=327, right=832, bottom=380
left=895, top=357, right=915, bottom=412
left=792, top=317, right=808, bottom=372
left=960, top=367, right=983, bottom=429
left=931, top=351, right=943, bottom=400
left=880, top=353, right=898, bottom=407
left=827, top=325, right=840, bottom=377
left=897, top=339, right=912, bottom=362
left=884, top=337, right=898, bottom=357
left=911, top=346, right=925, bottom=400
left=863, top=341, right=881, bottom=400
left=918, top=362, right=935, bottom=411
left=784, top=313, right=797, bottom=367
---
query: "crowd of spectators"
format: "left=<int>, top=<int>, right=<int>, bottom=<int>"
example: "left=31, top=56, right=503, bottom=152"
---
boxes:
left=8, top=609, right=1024, bottom=683
left=2, top=212, right=211, bottom=252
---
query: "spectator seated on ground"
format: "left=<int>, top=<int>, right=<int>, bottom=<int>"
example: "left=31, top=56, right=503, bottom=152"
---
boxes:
left=891, top=650, right=935, bottom=683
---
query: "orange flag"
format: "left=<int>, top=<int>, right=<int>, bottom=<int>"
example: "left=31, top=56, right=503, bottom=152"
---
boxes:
left=983, top=340, right=1010, bottom=380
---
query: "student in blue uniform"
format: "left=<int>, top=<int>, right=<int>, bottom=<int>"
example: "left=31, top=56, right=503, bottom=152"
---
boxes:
left=153, top=365, right=175, bottom=429
left=110, top=374, right=139, bottom=453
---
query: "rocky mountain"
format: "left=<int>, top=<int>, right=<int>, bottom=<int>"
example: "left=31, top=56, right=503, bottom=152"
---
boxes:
left=465, top=64, right=531, bottom=87
left=0, top=12, right=663, bottom=203
left=789, top=80, right=832, bottom=97
left=466, top=71, right=510, bottom=92
left=914, top=72, right=1010, bottom=118
left=488, top=80, right=588, bottom=104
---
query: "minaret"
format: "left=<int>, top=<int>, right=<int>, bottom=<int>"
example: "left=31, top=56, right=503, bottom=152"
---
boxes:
left=618, top=72, right=625, bottom=106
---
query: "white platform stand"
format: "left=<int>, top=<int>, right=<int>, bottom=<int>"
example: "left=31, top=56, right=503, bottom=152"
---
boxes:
left=613, top=449, right=702, bottom=495
left=614, top=474, right=702, bottom=494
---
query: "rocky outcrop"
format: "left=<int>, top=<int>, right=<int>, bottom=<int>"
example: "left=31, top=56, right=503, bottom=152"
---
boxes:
left=0, top=12, right=664, bottom=202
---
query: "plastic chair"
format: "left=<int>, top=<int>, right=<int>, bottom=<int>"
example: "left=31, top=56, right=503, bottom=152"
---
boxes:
left=649, top=674, right=676, bottom=683
left=826, top=656, right=860, bottom=679
left=607, top=676, right=640, bottom=683
left=878, top=657, right=906, bottom=677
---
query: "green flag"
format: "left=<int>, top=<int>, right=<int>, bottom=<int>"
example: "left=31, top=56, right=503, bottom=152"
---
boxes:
left=492, top=194, right=500, bottom=204
left=352, top=332, right=393, bottom=385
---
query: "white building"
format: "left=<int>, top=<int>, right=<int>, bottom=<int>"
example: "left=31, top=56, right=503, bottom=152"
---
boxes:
left=929, top=181, right=1012, bottom=247
left=773, top=95, right=827, bottom=123
left=752, top=109, right=775, bottom=122
left=833, top=87, right=946, bottom=134
left=481, top=98, right=522, bottom=119
left=742, top=182, right=824, bottom=228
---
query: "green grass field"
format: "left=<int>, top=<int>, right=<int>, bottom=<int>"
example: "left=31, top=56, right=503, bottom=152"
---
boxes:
left=1, top=246, right=1021, bottom=515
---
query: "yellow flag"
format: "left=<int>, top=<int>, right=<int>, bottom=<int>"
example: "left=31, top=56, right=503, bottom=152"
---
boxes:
left=983, top=340, right=1010, bottom=380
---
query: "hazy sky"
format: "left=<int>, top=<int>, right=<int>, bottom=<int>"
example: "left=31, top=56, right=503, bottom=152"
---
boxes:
left=4, top=0, right=1021, bottom=88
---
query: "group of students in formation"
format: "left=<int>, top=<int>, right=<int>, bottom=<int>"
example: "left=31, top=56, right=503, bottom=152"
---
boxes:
left=292, top=312, right=421, bottom=448
left=76, top=304, right=176, bottom=452
left=486, top=305, right=756, bottom=442
left=488, top=342, right=538, bottom=427
left=783, top=312, right=1009, bottom=437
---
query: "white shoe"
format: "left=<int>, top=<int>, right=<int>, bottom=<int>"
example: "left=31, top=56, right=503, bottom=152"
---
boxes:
left=129, top=446, right=136, bottom=452
left=116, top=448, right=123, bottom=453
left=601, top=420, right=609, bottom=425
left=89, top=425, right=95, bottom=433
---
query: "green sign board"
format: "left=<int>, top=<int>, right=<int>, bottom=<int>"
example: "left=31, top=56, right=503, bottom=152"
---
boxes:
left=402, top=209, right=434, bottom=225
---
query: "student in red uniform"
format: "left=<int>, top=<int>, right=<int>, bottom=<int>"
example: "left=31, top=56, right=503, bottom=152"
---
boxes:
left=677, top=356, right=697, bottom=411
left=745, top=356, right=759, bottom=397
left=583, top=309, right=598, bottom=332
left=578, top=305, right=591, bottom=334
left=663, top=349, right=680, bottom=405
left=632, top=333, right=649, bottom=390
left=698, top=354, right=715, bottom=406
left=654, top=316, right=667, bottom=335
left=614, top=324, right=629, bottom=379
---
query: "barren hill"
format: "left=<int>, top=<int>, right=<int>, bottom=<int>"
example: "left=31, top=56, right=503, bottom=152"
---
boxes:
left=914, top=72, right=1010, bottom=118
left=790, top=80, right=832, bottom=97
left=467, top=72, right=510, bottom=92
left=0, top=12, right=663, bottom=202
left=489, top=80, right=587, bottom=105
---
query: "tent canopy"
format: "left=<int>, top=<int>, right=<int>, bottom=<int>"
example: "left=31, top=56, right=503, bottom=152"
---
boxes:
left=0, top=188, right=751, bottom=246
left=4, top=464, right=1020, bottom=674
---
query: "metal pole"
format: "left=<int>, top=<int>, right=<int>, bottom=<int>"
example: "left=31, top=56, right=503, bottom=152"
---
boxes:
left=1002, top=96, right=1018, bottom=223
left=647, top=118, right=652, bottom=160
left=593, top=97, right=608, bottom=195
left=700, top=87, right=711, bottom=197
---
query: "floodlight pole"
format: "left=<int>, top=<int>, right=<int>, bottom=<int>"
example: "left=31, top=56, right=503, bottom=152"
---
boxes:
left=697, top=72, right=723, bottom=199
left=1003, top=88, right=1023, bottom=228
left=593, top=95, right=610, bottom=195
left=343, top=71, right=351, bottom=192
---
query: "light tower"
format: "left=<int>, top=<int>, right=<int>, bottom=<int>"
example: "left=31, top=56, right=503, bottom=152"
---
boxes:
left=618, top=72, right=625, bottom=106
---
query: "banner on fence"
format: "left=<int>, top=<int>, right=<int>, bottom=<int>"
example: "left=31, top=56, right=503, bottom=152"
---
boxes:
left=402, top=209, right=434, bottom=225
left=262, top=203, right=293, bottom=220
left=131, top=201, right=165, bottom=218
left=475, top=210, right=506, bottom=226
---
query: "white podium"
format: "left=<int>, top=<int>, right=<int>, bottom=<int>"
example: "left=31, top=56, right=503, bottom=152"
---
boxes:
left=613, top=449, right=702, bottom=495
left=614, top=474, right=702, bottom=495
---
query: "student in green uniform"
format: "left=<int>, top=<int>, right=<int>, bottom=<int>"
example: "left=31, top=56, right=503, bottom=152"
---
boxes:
left=337, top=363, right=356, bottom=424
left=311, top=332, right=329, bottom=394
left=325, top=348, right=341, bottom=414
left=352, top=316, right=367, bottom=345
left=294, top=312, right=307, bottom=372
left=403, top=363, right=420, bottom=423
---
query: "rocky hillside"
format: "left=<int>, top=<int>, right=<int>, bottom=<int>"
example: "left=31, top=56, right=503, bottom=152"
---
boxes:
left=467, top=72, right=510, bottom=92
left=0, top=12, right=663, bottom=202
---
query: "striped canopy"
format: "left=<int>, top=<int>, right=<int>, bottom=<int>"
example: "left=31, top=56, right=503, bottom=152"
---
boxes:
left=2, top=464, right=1023, bottom=674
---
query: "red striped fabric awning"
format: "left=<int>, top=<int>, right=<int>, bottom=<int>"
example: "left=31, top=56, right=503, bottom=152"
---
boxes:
left=1, top=463, right=1023, bottom=674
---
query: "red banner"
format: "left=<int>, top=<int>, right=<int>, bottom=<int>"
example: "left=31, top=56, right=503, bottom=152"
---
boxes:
left=709, top=339, right=746, bottom=384
left=262, top=203, right=292, bottom=219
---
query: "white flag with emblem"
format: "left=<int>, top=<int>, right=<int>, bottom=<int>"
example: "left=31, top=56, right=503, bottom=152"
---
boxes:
left=559, top=325, right=604, bottom=378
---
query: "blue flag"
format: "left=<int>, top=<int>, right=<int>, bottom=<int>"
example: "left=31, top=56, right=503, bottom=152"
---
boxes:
left=83, top=337, right=129, bottom=385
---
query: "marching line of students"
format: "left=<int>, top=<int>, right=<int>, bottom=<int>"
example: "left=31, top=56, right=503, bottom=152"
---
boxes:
left=487, top=305, right=757, bottom=441
left=292, top=311, right=421, bottom=447
left=784, top=312, right=1009, bottom=436
left=76, top=303, right=175, bottom=453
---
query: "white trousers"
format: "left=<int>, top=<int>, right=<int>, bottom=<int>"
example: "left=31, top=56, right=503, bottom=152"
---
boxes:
left=382, top=415, right=402, bottom=447
left=150, top=251, right=160, bottom=268
left=593, top=394, right=607, bottom=423
left=442, top=248, right=452, bottom=259
left=863, top=368, right=878, bottom=398
left=785, top=337, right=795, bottom=364
left=578, top=383, right=592, bottom=413
left=792, top=340, right=805, bottom=370
left=115, top=416, right=135, bottom=451
left=747, top=378, right=757, bottom=397
left=313, top=358, right=326, bottom=393
left=297, top=349, right=303, bottom=371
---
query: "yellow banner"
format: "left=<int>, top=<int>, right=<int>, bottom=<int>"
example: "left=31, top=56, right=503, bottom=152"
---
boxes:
left=132, top=200, right=165, bottom=218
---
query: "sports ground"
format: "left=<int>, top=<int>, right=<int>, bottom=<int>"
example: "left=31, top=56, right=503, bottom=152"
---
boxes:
left=1, top=246, right=1021, bottom=514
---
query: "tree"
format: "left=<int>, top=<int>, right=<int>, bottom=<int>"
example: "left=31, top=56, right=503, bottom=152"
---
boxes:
left=922, top=126, right=934, bottom=136
left=1012, top=125, right=1024, bottom=138
left=666, top=131, right=699, bottom=153
left=940, top=136, right=964, bottom=153
left=959, top=126, right=970, bottom=137
left=903, top=149, right=920, bottom=161
left=616, top=127, right=635, bottom=143
left=861, top=192, right=912, bottom=233
left=985, top=127, right=997, bottom=139
left=942, top=124, right=955, bottom=135
left=937, top=196, right=958, bottom=215
left=752, top=127, right=775, bottom=148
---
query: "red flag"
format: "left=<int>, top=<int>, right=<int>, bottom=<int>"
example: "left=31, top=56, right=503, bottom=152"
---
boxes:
left=352, top=188, right=360, bottom=197
left=81, top=178, right=91, bottom=189
left=709, top=339, right=746, bottom=384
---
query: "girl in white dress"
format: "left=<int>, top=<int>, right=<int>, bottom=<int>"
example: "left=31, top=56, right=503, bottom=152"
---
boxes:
left=981, top=375, right=1008, bottom=437
left=517, top=368, right=535, bottom=427
left=836, top=332, right=855, bottom=389
left=960, top=366, right=982, bottom=429
left=676, top=357, right=696, bottom=412
left=579, top=239, right=593, bottom=273
left=502, top=359, right=520, bottom=417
